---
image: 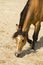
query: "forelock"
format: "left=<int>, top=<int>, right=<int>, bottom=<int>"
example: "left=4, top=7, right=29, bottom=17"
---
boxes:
left=13, top=30, right=27, bottom=38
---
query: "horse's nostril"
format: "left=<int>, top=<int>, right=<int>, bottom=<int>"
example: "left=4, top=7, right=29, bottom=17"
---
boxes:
left=15, top=53, right=20, bottom=57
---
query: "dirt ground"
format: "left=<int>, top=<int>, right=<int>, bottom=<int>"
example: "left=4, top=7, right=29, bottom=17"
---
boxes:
left=0, top=0, right=43, bottom=65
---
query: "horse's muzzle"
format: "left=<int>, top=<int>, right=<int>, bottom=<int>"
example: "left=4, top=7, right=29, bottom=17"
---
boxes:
left=15, top=52, right=20, bottom=57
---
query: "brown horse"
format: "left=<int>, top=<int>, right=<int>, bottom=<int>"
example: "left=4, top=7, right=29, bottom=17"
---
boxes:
left=13, top=0, right=43, bottom=57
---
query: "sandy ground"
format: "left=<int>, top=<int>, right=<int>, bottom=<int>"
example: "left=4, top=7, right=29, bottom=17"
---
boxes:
left=0, top=0, right=43, bottom=65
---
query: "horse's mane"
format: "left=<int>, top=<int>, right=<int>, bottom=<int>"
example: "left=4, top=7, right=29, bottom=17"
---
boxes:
left=19, top=0, right=30, bottom=30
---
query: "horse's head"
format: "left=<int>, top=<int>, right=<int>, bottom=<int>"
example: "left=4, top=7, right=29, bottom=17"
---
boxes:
left=13, top=24, right=27, bottom=57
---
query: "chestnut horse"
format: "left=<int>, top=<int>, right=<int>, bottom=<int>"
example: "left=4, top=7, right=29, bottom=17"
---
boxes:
left=13, top=0, right=43, bottom=57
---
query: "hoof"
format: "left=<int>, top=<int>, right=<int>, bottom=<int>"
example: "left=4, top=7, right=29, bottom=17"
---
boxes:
left=30, top=41, right=36, bottom=51
left=31, top=47, right=35, bottom=51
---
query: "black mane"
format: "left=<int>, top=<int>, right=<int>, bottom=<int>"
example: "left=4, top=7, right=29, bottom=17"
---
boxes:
left=19, top=0, right=30, bottom=29
left=13, top=30, right=27, bottom=38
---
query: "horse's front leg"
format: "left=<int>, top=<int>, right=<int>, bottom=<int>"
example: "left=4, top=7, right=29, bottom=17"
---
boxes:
left=32, top=21, right=41, bottom=50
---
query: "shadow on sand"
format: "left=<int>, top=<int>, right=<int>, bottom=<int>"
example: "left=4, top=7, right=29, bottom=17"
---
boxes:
left=19, top=36, right=43, bottom=58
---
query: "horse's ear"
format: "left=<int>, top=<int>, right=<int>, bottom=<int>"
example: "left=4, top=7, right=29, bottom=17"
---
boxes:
left=16, top=24, right=21, bottom=31
left=16, top=24, right=19, bottom=31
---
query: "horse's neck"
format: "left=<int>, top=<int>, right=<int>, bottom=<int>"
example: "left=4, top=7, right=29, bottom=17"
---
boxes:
left=22, top=20, right=30, bottom=32
left=21, top=0, right=34, bottom=32
left=22, top=0, right=39, bottom=32
left=22, top=6, right=32, bottom=32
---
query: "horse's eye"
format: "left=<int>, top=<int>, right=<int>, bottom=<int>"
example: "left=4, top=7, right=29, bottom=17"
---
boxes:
left=22, top=39, right=24, bottom=42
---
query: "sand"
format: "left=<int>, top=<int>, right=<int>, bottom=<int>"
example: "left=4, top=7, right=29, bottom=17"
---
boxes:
left=0, top=0, right=43, bottom=65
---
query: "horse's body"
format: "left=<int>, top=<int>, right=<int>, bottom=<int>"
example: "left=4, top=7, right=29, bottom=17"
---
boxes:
left=13, top=0, right=43, bottom=57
